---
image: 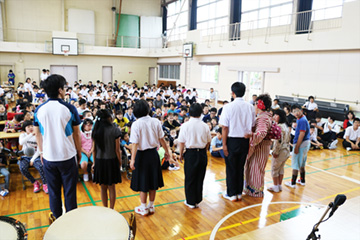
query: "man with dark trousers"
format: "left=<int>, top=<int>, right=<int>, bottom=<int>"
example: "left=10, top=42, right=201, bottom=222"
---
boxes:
left=219, top=82, right=255, bottom=201
left=34, top=74, right=82, bottom=220
left=178, top=103, right=211, bottom=208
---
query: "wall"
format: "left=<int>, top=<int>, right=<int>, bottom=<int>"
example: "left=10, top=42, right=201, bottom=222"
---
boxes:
left=121, top=0, right=161, bottom=16
left=0, top=52, right=157, bottom=86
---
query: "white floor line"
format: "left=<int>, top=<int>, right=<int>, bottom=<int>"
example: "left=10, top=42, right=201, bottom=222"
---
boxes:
left=307, top=165, right=360, bottom=185
left=341, top=176, right=360, bottom=185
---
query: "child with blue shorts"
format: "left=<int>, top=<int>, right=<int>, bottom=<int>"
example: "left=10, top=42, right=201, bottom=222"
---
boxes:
left=285, top=104, right=310, bottom=189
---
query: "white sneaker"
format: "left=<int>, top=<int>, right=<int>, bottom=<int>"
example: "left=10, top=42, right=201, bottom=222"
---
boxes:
left=329, top=140, right=338, bottom=149
left=148, top=206, right=155, bottom=214
left=83, top=174, right=89, bottom=182
left=346, top=147, right=352, bottom=151
left=184, top=201, right=196, bottom=209
left=0, top=189, right=9, bottom=197
left=134, top=206, right=149, bottom=216
left=222, top=192, right=237, bottom=202
left=296, top=179, right=306, bottom=186
left=237, top=194, right=242, bottom=200
left=267, top=185, right=280, bottom=192
left=168, top=166, right=180, bottom=171
left=279, top=185, right=283, bottom=191
left=285, top=181, right=296, bottom=189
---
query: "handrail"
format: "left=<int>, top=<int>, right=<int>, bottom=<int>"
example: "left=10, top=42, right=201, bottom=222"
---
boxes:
left=291, top=93, right=359, bottom=105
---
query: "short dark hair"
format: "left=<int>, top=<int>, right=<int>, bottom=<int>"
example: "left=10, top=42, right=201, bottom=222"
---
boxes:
left=189, top=103, right=203, bottom=117
left=133, top=99, right=150, bottom=118
left=81, top=118, right=93, bottom=132
left=79, top=98, right=86, bottom=106
left=22, top=120, right=33, bottom=131
left=231, top=82, right=246, bottom=98
left=256, top=94, right=272, bottom=111
left=15, top=113, right=24, bottom=122
left=43, top=74, right=66, bottom=98
left=354, top=118, right=360, bottom=123
left=308, top=96, right=314, bottom=101
left=310, top=125, right=315, bottom=129
left=291, top=104, right=302, bottom=111
left=216, top=127, right=222, bottom=134
left=273, top=109, right=286, bottom=124
left=210, top=107, right=217, bottom=114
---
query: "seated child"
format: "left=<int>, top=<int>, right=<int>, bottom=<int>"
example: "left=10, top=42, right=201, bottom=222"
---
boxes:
left=343, top=118, right=360, bottom=151
left=4, top=114, right=24, bottom=151
left=80, top=119, right=94, bottom=181
left=120, top=132, right=132, bottom=156
left=19, top=121, right=48, bottom=193
left=114, top=110, right=129, bottom=132
left=210, top=127, right=224, bottom=159
left=158, top=137, right=180, bottom=170
left=0, top=142, right=10, bottom=197
left=0, top=103, right=7, bottom=121
left=310, top=125, right=324, bottom=150
left=320, top=116, right=340, bottom=149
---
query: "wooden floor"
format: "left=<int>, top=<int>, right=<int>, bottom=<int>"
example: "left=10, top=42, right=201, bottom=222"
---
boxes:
left=1, top=142, right=359, bottom=240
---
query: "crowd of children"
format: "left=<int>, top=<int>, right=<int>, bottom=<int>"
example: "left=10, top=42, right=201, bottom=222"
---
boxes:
left=1, top=77, right=359, bottom=215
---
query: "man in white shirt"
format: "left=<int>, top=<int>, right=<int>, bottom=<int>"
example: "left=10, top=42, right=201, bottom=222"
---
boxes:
left=219, top=82, right=256, bottom=201
left=34, top=74, right=82, bottom=220
left=178, top=103, right=211, bottom=208
left=343, top=118, right=360, bottom=151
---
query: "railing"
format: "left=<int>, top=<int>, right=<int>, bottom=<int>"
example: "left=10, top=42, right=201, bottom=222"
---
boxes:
left=165, top=5, right=343, bottom=44
left=0, top=28, right=164, bottom=49
left=291, top=93, right=359, bottom=105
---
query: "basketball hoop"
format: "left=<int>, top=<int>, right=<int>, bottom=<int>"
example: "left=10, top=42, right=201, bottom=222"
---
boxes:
left=64, top=50, right=69, bottom=57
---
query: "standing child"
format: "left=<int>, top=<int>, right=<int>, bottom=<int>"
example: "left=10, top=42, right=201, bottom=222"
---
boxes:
left=178, top=103, right=211, bottom=208
left=80, top=119, right=94, bottom=182
left=285, top=105, right=310, bottom=188
left=92, top=110, right=122, bottom=209
left=130, top=100, right=170, bottom=216
left=268, top=110, right=290, bottom=193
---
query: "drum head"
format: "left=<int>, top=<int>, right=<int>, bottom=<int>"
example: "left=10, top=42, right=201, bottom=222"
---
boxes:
left=0, top=216, right=27, bottom=240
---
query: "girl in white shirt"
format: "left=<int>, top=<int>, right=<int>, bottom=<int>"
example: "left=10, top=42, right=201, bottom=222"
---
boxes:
left=320, top=116, right=340, bottom=149
left=303, top=96, right=318, bottom=120
left=19, top=121, right=48, bottom=193
left=24, top=78, right=33, bottom=102
left=130, top=100, right=170, bottom=216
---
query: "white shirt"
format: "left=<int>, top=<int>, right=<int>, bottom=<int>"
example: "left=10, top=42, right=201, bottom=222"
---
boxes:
left=344, top=126, right=360, bottom=141
left=34, top=99, right=81, bottom=161
left=80, top=89, right=88, bottom=97
left=24, top=82, right=33, bottom=93
left=178, top=117, right=211, bottom=149
left=130, top=116, right=164, bottom=151
left=219, top=98, right=256, bottom=137
left=323, top=122, right=340, bottom=134
left=19, top=132, right=40, bottom=163
left=304, top=101, right=318, bottom=111
left=210, top=91, right=216, bottom=100
left=40, top=73, right=48, bottom=81
left=0, top=88, right=4, bottom=96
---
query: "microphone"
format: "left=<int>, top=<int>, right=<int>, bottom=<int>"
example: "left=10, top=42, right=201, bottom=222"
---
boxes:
left=329, top=194, right=346, bottom=217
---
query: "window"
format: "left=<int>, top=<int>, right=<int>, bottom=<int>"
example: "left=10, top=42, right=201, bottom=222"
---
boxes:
left=241, top=0, right=293, bottom=30
left=201, top=64, right=219, bottom=83
left=159, top=64, right=180, bottom=80
left=166, top=0, right=188, bottom=41
left=312, top=0, right=343, bottom=21
left=197, top=0, right=230, bottom=33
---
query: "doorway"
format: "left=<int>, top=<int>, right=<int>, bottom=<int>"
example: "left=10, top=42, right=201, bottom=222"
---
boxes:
left=239, top=71, right=264, bottom=101
left=149, top=67, right=156, bottom=86
left=50, top=65, right=78, bottom=86
left=25, top=68, right=40, bottom=85
left=102, top=66, right=113, bottom=83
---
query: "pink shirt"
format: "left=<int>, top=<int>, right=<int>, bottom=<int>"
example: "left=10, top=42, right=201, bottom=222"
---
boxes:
left=81, top=132, right=93, bottom=152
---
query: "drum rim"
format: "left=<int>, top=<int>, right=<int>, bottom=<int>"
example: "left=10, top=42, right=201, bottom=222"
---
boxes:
left=0, top=216, right=28, bottom=240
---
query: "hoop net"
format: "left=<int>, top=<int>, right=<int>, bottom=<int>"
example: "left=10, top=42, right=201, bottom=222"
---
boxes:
left=64, top=50, right=69, bottom=56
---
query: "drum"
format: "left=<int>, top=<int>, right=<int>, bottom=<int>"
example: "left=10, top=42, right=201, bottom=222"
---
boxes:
left=0, top=216, right=28, bottom=240
left=43, top=206, right=130, bottom=240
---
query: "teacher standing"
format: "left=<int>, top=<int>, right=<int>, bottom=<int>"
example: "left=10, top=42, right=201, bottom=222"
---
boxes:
left=219, top=82, right=255, bottom=201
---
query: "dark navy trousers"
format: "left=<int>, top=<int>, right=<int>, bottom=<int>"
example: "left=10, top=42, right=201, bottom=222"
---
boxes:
left=43, top=157, right=78, bottom=218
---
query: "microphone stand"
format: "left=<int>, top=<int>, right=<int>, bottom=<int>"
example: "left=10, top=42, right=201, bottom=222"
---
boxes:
left=306, top=202, right=333, bottom=240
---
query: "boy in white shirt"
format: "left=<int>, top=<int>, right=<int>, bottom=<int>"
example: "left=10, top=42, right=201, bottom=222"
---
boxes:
left=320, top=116, right=340, bottom=149
left=303, top=96, right=318, bottom=120
left=343, top=118, right=360, bottom=151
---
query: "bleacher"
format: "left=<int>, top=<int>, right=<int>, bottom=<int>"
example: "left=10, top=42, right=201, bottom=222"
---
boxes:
left=276, top=95, right=350, bottom=121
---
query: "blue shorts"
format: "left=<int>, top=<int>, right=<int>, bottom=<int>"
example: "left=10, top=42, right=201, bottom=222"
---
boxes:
left=291, top=143, right=310, bottom=170
left=80, top=153, right=93, bottom=165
